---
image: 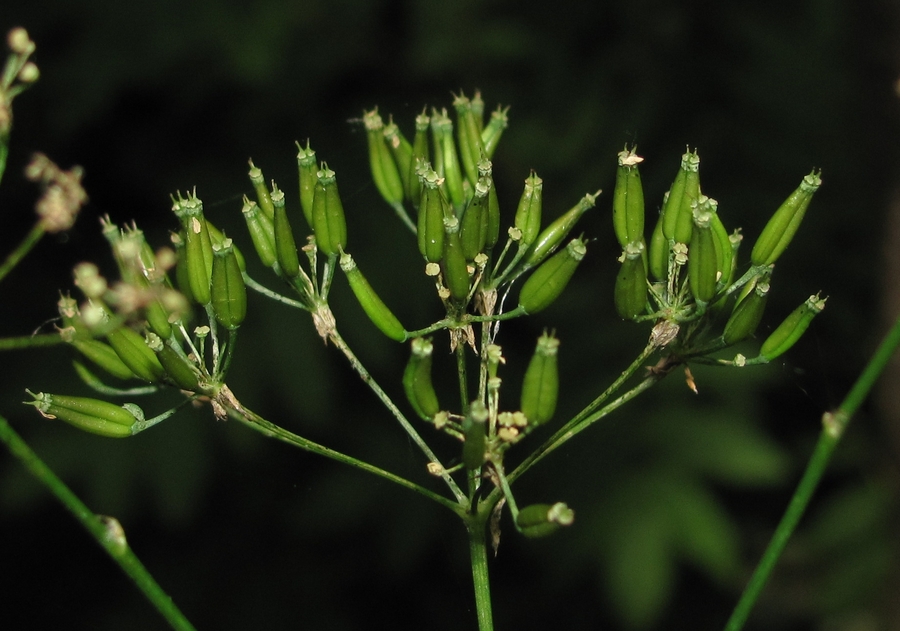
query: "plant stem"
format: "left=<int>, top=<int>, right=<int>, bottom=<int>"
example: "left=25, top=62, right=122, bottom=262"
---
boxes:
left=225, top=399, right=463, bottom=515
left=0, top=333, right=65, bottom=351
left=0, top=414, right=196, bottom=631
left=724, top=312, right=900, bottom=631
left=467, top=516, right=494, bottom=631
left=0, top=222, right=45, bottom=284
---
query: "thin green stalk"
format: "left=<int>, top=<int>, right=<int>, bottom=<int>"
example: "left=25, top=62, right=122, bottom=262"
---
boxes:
left=724, top=312, right=900, bottom=631
left=0, top=222, right=45, bottom=284
left=391, top=201, right=418, bottom=234
left=467, top=516, right=494, bottom=631
left=0, top=333, right=65, bottom=351
left=328, top=327, right=467, bottom=503
left=225, top=401, right=462, bottom=515
left=0, top=414, right=196, bottom=631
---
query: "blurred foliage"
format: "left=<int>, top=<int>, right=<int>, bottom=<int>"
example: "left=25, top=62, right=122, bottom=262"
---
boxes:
left=2, top=1, right=900, bottom=630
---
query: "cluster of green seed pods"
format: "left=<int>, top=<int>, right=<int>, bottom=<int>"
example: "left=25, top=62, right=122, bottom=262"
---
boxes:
left=25, top=390, right=141, bottom=438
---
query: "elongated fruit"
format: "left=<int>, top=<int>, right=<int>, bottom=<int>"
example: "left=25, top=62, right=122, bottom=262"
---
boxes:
left=519, top=238, right=587, bottom=314
left=520, top=332, right=560, bottom=427
left=340, top=253, right=407, bottom=342
left=516, top=502, right=575, bottom=539
left=612, top=146, right=645, bottom=247
left=615, top=241, right=648, bottom=320
left=402, top=337, right=440, bottom=420
left=25, top=390, right=139, bottom=438
left=759, top=293, right=826, bottom=361
left=462, top=400, right=488, bottom=470
left=751, top=170, right=822, bottom=266
left=211, top=238, right=247, bottom=330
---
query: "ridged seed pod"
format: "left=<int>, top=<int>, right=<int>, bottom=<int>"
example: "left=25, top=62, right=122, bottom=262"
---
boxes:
left=516, top=502, right=575, bottom=539
left=514, top=171, right=543, bottom=250
left=70, top=339, right=138, bottom=381
left=462, top=400, right=488, bottom=470
left=312, top=164, right=347, bottom=257
left=648, top=210, right=668, bottom=282
left=519, top=238, right=587, bottom=315
left=364, top=109, right=404, bottom=208
left=146, top=333, right=201, bottom=392
left=171, top=193, right=213, bottom=305
left=452, top=93, right=486, bottom=185
left=688, top=197, right=719, bottom=305
left=759, top=293, right=826, bottom=361
left=106, top=325, right=167, bottom=383
left=272, top=185, right=300, bottom=278
left=211, top=238, right=247, bottom=330
left=661, top=150, right=701, bottom=244
left=383, top=118, right=413, bottom=202
left=339, top=252, right=407, bottom=342
left=460, top=177, right=491, bottom=261
left=402, top=337, right=440, bottom=420
left=441, top=215, right=471, bottom=302
left=723, top=279, right=770, bottom=345
left=296, top=141, right=318, bottom=228
left=709, top=211, right=733, bottom=288
left=522, top=191, right=599, bottom=270
left=408, top=112, right=430, bottom=209
left=417, top=167, right=447, bottom=263
left=432, top=109, right=465, bottom=209
left=206, top=220, right=246, bottom=273
left=241, top=197, right=277, bottom=268
left=479, top=159, right=501, bottom=249
left=481, top=106, right=509, bottom=159
left=520, top=332, right=560, bottom=427
left=25, top=390, right=139, bottom=438
left=613, top=147, right=645, bottom=247
left=750, top=170, right=822, bottom=266
left=248, top=159, right=276, bottom=221
left=615, top=241, right=649, bottom=320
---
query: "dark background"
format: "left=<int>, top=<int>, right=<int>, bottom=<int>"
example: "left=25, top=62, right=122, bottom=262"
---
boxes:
left=2, top=1, right=900, bottom=629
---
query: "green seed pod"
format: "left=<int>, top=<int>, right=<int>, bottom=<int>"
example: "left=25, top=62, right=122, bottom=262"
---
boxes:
left=519, top=238, right=588, bottom=314
left=339, top=252, right=407, bottom=342
left=383, top=117, right=414, bottom=202
left=462, top=400, right=488, bottom=470
left=108, top=229, right=174, bottom=340
left=479, top=159, right=501, bottom=249
left=407, top=111, right=430, bottom=209
left=69, top=339, right=138, bottom=381
left=429, top=110, right=446, bottom=179
left=312, top=164, right=348, bottom=257
left=688, top=197, right=719, bottom=305
left=296, top=140, right=318, bottom=228
left=171, top=192, right=213, bottom=305
left=613, top=147, right=645, bottom=247
left=171, top=232, right=195, bottom=304
left=248, top=159, right=276, bottom=222
left=481, top=105, right=509, bottom=159
left=272, top=185, right=301, bottom=278
left=364, top=109, right=405, bottom=208
left=205, top=219, right=246, bottom=273
left=402, top=337, right=440, bottom=420
left=751, top=170, right=822, bottom=266
left=723, top=278, right=771, bottom=345
left=661, top=149, right=701, bottom=244
left=523, top=190, right=600, bottom=270
left=514, top=171, right=544, bottom=249
left=441, top=215, right=471, bottom=302
left=453, top=93, right=486, bottom=185
left=433, top=110, right=465, bottom=210
left=709, top=210, right=733, bottom=288
left=520, top=332, right=560, bottom=427
left=417, top=167, right=448, bottom=263
left=470, top=90, right=485, bottom=133
left=240, top=196, right=277, bottom=268
left=460, top=177, right=491, bottom=261
left=106, top=325, right=167, bottom=383
left=615, top=241, right=649, bottom=320
left=516, top=502, right=575, bottom=539
left=759, top=293, right=826, bottom=361
left=647, top=209, right=668, bottom=282
left=25, top=390, right=139, bottom=438
left=211, top=238, right=247, bottom=330
left=146, top=333, right=201, bottom=392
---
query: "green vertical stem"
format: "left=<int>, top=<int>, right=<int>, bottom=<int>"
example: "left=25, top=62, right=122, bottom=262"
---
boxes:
left=724, top=312, right=900, bottom=631
left=468, top=516, right=494, bottom=631
left=0, top=223, right=45, bottom=284
left=0, top=415, right=196, bottom=631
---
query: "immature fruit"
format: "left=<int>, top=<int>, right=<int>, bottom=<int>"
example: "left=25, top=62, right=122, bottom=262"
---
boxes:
left=759, top=293, right=826, bottom=361
left=172, top=193, right=213, bottom=305
left=647, top=211, right=668, bottom=282
left=661, top=149, right=701, bottom=245
left=481, top=106, right=509, bottom=159
left=25, top=390, right=139, bottom=438
left=432, top=109, right=465, bottom=209
left=247, top=159, right=276, bottom=221
left=514, top=171, right=543, bottom=250
left=211, top=238, right=247, bottom=330
left=750, top=170, right=822, bottom=266
left=69, top=339, right=137, bottom=381
left=612, top=147, right=645, bottom=247
left=312, top=164, right=347, bottom=257
left=407, top=111, right=430, bottom=209
left=614, top=241, right=648, bottom=320
left=340, top=253, right=407, bottom=342
left=241, top=197, right=277, bottom=268
left=516, top=502, right=575, bottom=539
left=522, top=191, right=599, bottom=270
left=383, top=118, right=414, bottom=201
left=402, top=337, right=440, bottom=420
left=441, top=215, right=471, bottom=302
left=364, top=109, right=404, bottom=207
left=723, top=278, right=770, bottom=345
left=519, top=238, right=587, bottom=315
left=296, top=141, right=318, bottom=228
left=106, top=325, right=166, bottom=383
left=146, top=333, right=201, bottom=392
left=452, top=92, right=486, bottom=185
left=460, top=178, right=491, bottom=261
left=520, top=332, right=560, bottom=427
left=417, top=167, right=447, bottom=263
left=462, top=400, right=488, bottom=470
left=479, top=159, right=501, bottom=248
left=272, top=186, right=301, bottom=278
left=688, top=197, right=719, bottom=305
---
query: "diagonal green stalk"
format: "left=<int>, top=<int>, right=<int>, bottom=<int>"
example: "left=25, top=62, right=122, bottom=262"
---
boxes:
left=0, top=333, right=65, bottom=351
left=724, top=311, right=900, bottom=631
left=224, top=399, right=463, bottom=514
left=0, top=222, right=45, bottom=284
left=0, top=414, right=196, bottom=631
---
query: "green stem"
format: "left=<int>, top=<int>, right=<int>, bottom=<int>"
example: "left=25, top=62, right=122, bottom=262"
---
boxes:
left=0, top=414, right=196, bottom=631
left=0, top=333, right=66, bottom=351
left=391, top=201, right=418, bottom=235
left=467, top=516, right=494, bottom=631
left=0, top=222, right=46, bottom=285
left=328, top=326, right=467, bottom=504
left=225, top=400, right=462, bottom=515
left=724, top=312, right=900, bottom=631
